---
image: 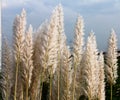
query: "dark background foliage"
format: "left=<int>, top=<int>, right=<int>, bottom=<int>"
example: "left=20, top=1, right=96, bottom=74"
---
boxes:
left=0, top=56, right=120, bottom=100
left=105, top=56, right=120, bottom=100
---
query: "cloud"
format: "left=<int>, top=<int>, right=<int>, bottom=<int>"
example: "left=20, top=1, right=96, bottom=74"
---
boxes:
left=79, top=0, right=109, bottom=5
left=114, top=0, right=120, bottom=10
left=2, top=0, right=25, bottom=8
left=2, top=2, right=7, bottom=8
left=2, top=0, right=120, bottom=50
left=2, top=0, right=119, bottom=15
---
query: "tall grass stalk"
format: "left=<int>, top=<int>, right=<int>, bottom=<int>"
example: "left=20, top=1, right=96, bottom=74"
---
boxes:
left=56, top=4, right=66, bottom=100
left=49, top=67, right=53, bottom=100
left=72, top=63, right=77, bottom=100
left=98, top=52, right=105, bottom=100
left=39, top=70, right=44, bottom=100
left=38, top=6, right=58, bottom=99
left=61, top=45, right=72, bottom=100
left=14, top=59, right=19, bottom=100
left=1, top=38, right=11, bottom=100
left=105, top=29, right=118, bottom=100
left=22, top=25, right=33, bottom=100
left=13, top=9, right=26, bottom=100
left=29, top=22, right=47, bottom=100
left=72, top=15, right=84, bottom=100
left=110, top=84, right=112, bottom=100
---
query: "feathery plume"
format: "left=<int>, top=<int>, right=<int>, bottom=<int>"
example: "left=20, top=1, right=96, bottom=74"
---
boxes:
left=13, top=9, right=26, bottom=100
left=22, top=25, right=33, bottom=100
left=80, top=32, right=98, bottom=100
left=54, top=4, right=67, bottom=100
left=0, top=38, right=12, bottom=100
left=61, top=46, right=72, bottom=100
left=29, top=9, right=58, bottom=98
left=98, top=52, right=105, bottom=100
left=90, top=32, right=99, bottom=99
left=105, top=29, right=118, bottom=100
left=29, top=21, right=48, bottom=100
left=72, top=15, right=84, bottom=100
left=39, top=7, right=58, bottom=100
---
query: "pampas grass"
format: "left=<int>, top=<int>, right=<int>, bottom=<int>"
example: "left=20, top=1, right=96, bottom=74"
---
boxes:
left=80, top=32, right=99, bottom=100
left=61, top=45, right=72, bottom=100
left=72, top=15, right=84, bottom=100
left=98, top=52, right=105, bottom=100
left=1, top=38, right=12, bottom=100
left=55, top=4, right=66, bottom=100
left=105, top=29, right=118, bottom=100
left=13, top=9, right=26, bottom=100
left=22, top=25, right=33, bottom=100
left=29, top=22, right=48, bottom=100
left=39, top=8, right=58, bottom=100
left=1, top=4, right=120, bottom=100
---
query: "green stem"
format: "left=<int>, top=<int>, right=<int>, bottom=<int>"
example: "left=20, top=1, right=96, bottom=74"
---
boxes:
left=39, top=73, right=43, bottom=100
left=49, top=67, right=53, bottom=100
left=110, top=84, right=112, bottom=100
left=88, top=95, right=91, bottom=100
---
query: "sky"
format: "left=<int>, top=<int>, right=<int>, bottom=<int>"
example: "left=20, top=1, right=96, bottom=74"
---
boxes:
left=1, top=0, right=120, bottom=51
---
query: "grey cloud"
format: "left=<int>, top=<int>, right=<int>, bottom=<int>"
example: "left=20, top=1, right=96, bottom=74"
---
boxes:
left=2, top=0, right=120, bottom=50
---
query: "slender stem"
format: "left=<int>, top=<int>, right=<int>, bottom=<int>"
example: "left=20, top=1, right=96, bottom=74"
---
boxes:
left=6, top=73, right=8, bottom=100
left=57, top=71, right=60, bottom=100
left=39, top=72, right=44, bottom=100
left=49, top=67, right=53, bottom=100
left=88, top=94, right=91, bottom=100
left=110, top=84, right=112, bottom=100
left=66, top=65, right=69, bottom=100
left=57, top=51, right=60, bottom=100
left=39, top=78, right=43, bottom=100
left=72, top=63, right=77, bottom=100
left=49, top=77, right=52, bottom=100
left=25, top=80, right=28, bottom=100
left=88, top=97, right=90, bottom=100
left=14, top=57, right=19, bottom=100
left=21, top=85, right=23, bottom=100
left=38, top=74, right=41, bottom=100
left=25, top=54, right=31, bottom=100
